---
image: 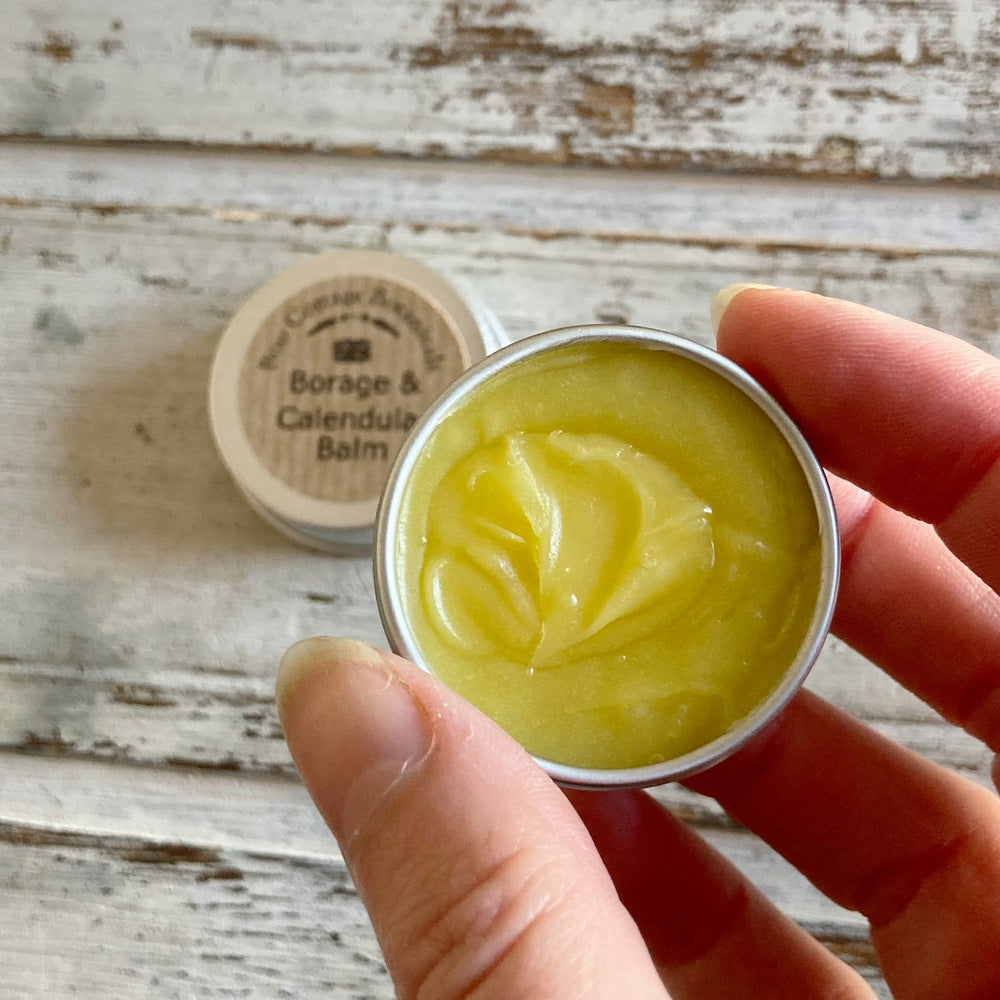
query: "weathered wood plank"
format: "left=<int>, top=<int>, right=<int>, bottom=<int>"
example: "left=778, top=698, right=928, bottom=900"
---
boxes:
left=0, top=825, right=892, bottom=999
left=3, top=140, right=1000, bottom=251
left=0, top=750, right=843, bottom=925
left=1, top=0, right=998, bottom=181
left=0, top=826, right=393, bottom=1000
left=0, top=753, right=892, bottom=998
left=0, top=753, right=334, bottom=860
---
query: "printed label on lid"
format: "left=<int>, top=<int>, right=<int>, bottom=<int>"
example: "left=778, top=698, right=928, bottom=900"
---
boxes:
left=238, top=274, right=467, bottom=504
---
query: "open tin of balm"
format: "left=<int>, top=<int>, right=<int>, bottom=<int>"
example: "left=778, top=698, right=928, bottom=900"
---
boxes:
left=209, top=250, right=505, bottom=552
left=375, top=325, right=839, bottom=789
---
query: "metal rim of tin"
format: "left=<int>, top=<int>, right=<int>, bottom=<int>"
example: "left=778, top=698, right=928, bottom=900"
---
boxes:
left=374, top=324, right=840, bottom=789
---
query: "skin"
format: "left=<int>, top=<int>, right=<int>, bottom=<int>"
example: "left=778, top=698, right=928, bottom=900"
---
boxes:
left=277, top=287, right=1000, bottom=1000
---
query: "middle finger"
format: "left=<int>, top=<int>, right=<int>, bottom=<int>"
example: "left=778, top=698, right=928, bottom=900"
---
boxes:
left=685, top=690, right=1000, bottom=1000
left=829, top=473, right=1000, bottom=756
left=568, top=787, right=875, bottom=1000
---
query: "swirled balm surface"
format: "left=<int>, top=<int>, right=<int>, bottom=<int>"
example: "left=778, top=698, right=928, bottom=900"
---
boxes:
left=386, top=335, right=830, bottom=776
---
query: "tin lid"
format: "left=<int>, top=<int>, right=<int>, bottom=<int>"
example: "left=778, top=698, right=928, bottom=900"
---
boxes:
left=209, top=250, right=504, bottom=552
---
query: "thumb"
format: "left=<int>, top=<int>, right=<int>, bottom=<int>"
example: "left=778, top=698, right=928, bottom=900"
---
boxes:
left=277, top=637, right=665, bottom=1000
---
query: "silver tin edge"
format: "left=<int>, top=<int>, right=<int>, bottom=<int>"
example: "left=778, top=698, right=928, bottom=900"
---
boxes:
left=374, top=324, right=840, bottom=789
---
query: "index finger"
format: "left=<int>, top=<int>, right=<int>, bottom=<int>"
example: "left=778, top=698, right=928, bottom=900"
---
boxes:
left=712, top=286, right=1000, bottom=593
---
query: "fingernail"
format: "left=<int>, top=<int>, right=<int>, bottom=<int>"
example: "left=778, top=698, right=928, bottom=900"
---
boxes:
left=277, top=637, right=432, bottom=841
left=710, top=283, right=779, bottom=334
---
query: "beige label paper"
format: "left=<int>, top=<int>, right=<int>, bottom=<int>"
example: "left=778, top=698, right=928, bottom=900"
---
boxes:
left=239, top=275, right=466, bottom=505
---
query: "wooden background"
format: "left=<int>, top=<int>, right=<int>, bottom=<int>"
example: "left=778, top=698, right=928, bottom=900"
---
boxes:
left=1, top=2, right=998, bottom=997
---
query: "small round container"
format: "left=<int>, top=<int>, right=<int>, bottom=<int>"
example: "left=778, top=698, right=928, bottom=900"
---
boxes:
left=375, top=325, right=839, bottom=789
left=209, top=250, right=505, bottom=552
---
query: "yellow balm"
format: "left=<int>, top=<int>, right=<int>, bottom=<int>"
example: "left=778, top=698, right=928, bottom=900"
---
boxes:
left=377, top=328, right=838, bottom=786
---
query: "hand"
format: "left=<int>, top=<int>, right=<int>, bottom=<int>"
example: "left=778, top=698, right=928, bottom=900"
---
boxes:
left=276, top=287, right=1000, bottom=1000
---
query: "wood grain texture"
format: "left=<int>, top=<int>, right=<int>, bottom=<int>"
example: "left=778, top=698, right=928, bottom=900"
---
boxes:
left=4, top=141, right=1000, bottom=250
left=0, top=826, right=393, bottom=1000
left=2, top=0, right=999, bottom=181
left=1, top=138, right=997, bottom=997
left=1, top=147, right=996, bottom=775
left=1, top=824, right=893, bottom=999
left=0, top=753, right=890, bottom=998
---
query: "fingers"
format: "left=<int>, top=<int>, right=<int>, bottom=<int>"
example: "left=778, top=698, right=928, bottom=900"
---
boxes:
left=567, top=788, right=875, bottom=1000
left=686, top=690, right=1000, bottom=1000
left=276, top=637, right=666, bottom=1000
left=827, top=473, right=1000, bottom=754
left=710, top=288, right=1000, bottom=993
left=712, top=285, right=1000, bottom=593
left=713, top=283, right=1000, bottom=758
